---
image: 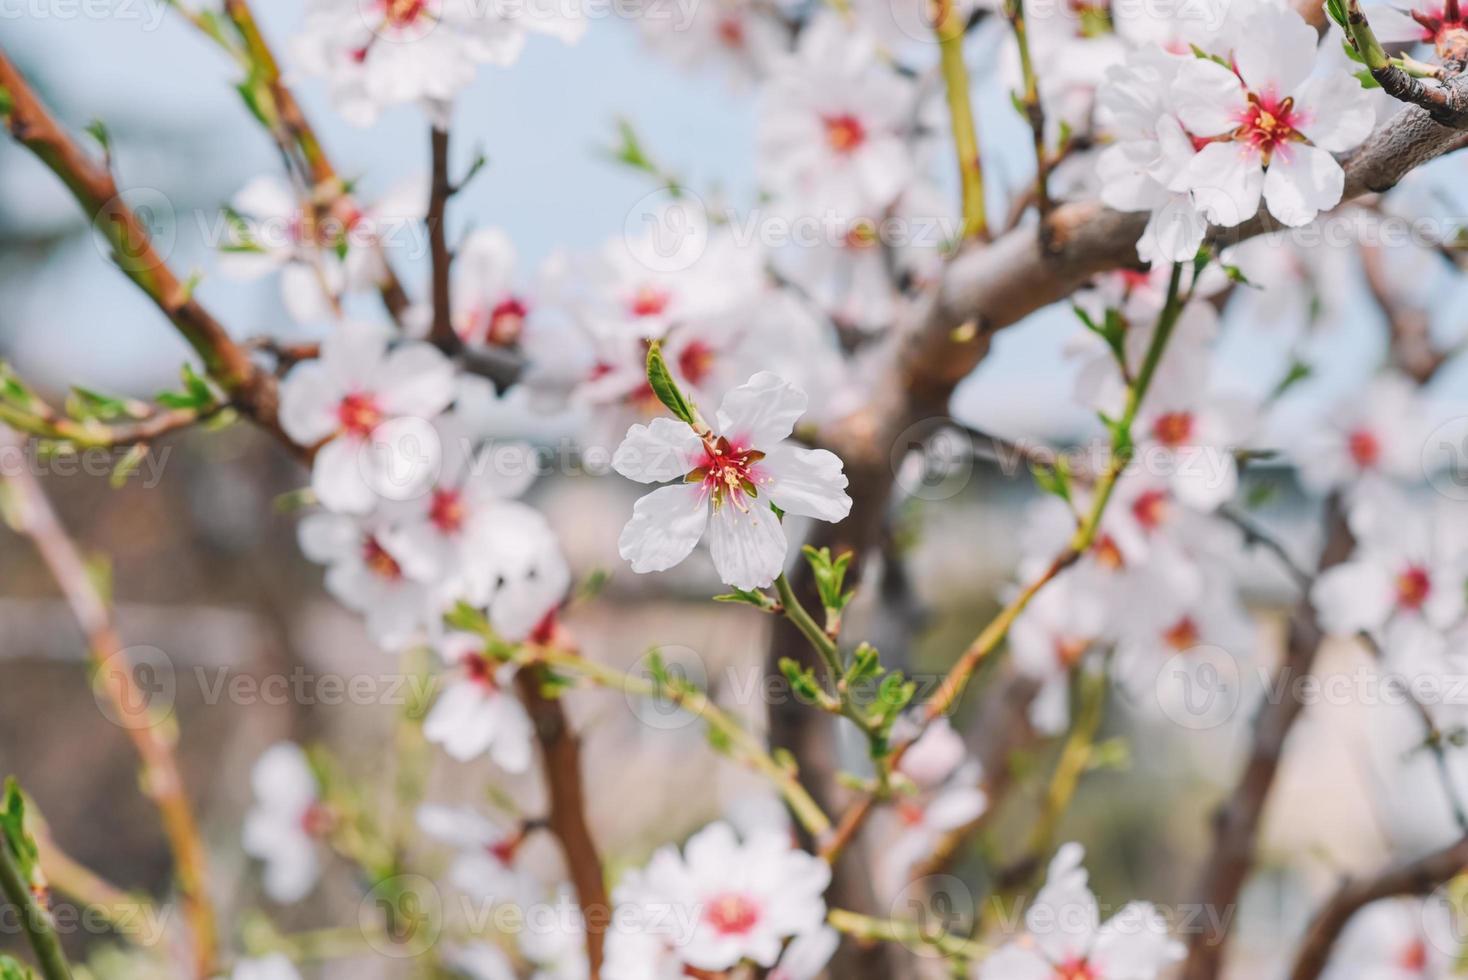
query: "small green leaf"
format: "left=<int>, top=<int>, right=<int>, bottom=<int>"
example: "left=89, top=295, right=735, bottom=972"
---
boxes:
left=802, top=546, right=855, bottom=615
left=778, top=657, right=823, bottom=704
left=644, top=340, right=700, bottom=427
left=0, top=953, right=34, bottom=980
left=713, top=588, right=775, bottom=610
left=110, top=445, right=148, bottom=489
left=444, top=601, right=492, bottom=636
left=1354, top=68, right=1382, bottom=89
left=85, top=119, right=112, bottom=158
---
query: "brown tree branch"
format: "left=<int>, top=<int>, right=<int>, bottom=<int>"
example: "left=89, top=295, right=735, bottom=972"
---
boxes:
left=0, top=48, right=289, bottom=452
left=428, top=126, right=458, bottom=351
left=514, top=664, right=608, bottom=978
left=0, top=428, right=218, bottom=978
left=1289, top=835, right=1468, bottom=980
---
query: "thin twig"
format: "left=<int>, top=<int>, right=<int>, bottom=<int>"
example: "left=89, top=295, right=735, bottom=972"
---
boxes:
left=934, top=0, right=987, bottom=239
left=428, top=125, right=458, bottom=350
left=0, top=429, right=217, bottom=978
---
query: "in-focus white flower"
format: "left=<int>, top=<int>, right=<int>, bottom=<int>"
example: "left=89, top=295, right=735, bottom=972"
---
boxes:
left=417, top=804, right=538, bottom=905
left=231, top=954, right=302, bottom=980
left=759, top=13, right=917, bottom=218
left=612, top=372, right=852, bottom=590
left=1095, top=48, right=1209, bottom=263
left=423, top=632, right=535, bottom=769
left=620, top=821, right=831, bottom=971
left=243, top=743, right=327, bottom=904
left=280, top=326, right=455, bottom=514
left=1173, top=4, right=1374, bottom=228
left=980, top=843, right=1184, bottom=979
left=292, top=0, right=584, bottom=126
left=298, top=511, right=441, bottom=649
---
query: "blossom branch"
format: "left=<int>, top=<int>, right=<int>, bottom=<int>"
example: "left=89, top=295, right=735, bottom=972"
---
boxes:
left=1179, top=494, right=1352, bottom=980
left=935, top=0, right=987, bottom=239
left=0, top=429, right=218, bottom=978
left=822, top=264, right=1188, bottom=864
left=428, top=125, right=458, bottom=350
left=1341, top=0, right=1468, bottom=124
left=827, top=907, right=986, bottom=961
left=0, top=796, right=73, bottom=980
left=0, top=49, right=289, bottom=451
left=1287, top=834, right=1468, bottom=980
left=1003, top=0, right=1050, bottom=219
left=513, top=664, right=609, bottom=977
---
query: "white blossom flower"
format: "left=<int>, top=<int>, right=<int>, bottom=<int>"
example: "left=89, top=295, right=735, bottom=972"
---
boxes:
left=243, top=743, right=327, bottom=904
left=980, top=843, right=1184, bottom=979
left=612, top=372, right=852, bottom=590
left=759, top=13, right=917, bottom=217
left=1294, top=372, right=1430, bottom=496
left=1312, top=488, right=1468, bottom=639
left=620, top=821, right=831, bottom=971
left=519, top=887, right=590, bottom=980
left=1095, top=48, right=1210, bottom=263
left=423, top=632, right=535, bottom=769
left=1174, top=4, right=1374, bottom=228
left=1132, top=359, right=1258, bottom=511
left=231, top=955, right=302, bottom=980
left=452, top=228, right=535, bottom=348
left=1009, top=572, right=1110, bottom=735
left=292, top=0, right=583, bottom=127
left=298, top=511, right=440, bottom=649
left=279, top=325, right=455, bottom=514
left=1321, top=897, right=1454, bottom=979
left=417, top=804, right=538, bottom=905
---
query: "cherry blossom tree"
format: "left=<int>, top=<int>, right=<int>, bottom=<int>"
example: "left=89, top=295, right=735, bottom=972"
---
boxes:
left=2, top=0, right=1468, bottom=976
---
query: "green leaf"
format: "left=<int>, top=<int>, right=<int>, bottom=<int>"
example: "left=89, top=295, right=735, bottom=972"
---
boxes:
left=110, top=444, right=148, bottom=489
left=1354, top=68, right=1383, bottom=89
left=84, top=119, right=112, bottom=158
left=644, top=340, right=699, bottom=427
left=778, top=657, right=822, bottom=704
left=67, top=386, right=138, bottom=423
left=156, top=363, right=219, bottom=411
left=1271, top=359, right=1313, bottom=400
left=443, top=601, right=492, bottom=637
left=0, top=954, right=34, bottom=980
left=802, top=546, right=855, bottom=614
left=844, top=643, right=885, bottom=687
left=713, top=588, right=775, bottom=610
left=705, top=723, right=734, bottom=755
left=0, top=779, right=39, bottom=887
left=1325, top=0, right=1348, bottom=28
left=1220, top=263, right=1258, bottom=288
left=1032, top=457, right=1073, bottom=503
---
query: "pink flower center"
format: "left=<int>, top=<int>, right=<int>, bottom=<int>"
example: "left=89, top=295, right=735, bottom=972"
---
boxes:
left=464, top=653, right=498, bottom=688
left=705, top=893, right=761, bottom=936
left=1399, top=938, right=1429, bottom=972
left=1093, top=534, right=1125, bottom=570
left=1347, top=428, right=1381, bottom=469
left=1397, top=565, right=1432, bottom=611
left=896, top=800, right=927, bottom=827
left=1151, top=411, right=1194, bottom=448
left=630, top=286, right=671, bottom=318
left=337, top=392, right=383, bottom=438
left=678, top=340, right=716, bottom=387
left=362, top=536, right=402, bottom=581
left=688, top=436, right=767, bottom=511
left=822, top=114, right=866, bottom=154
left=1411, top=0, right=1467, bottom=44
left=1164, top=616, right=1201, bottom=651
left=1235, top=92, right=1303, bottom=163
left=716, top=15, right=745, bottom=46
left=1054, top=636, right=1090, bottom=668
left=1131, top=488, right=1170, bottom=531
left=430, top=489, right=466, bottom=534
left=468, top=297, right=527, bottom=346
left=844, top=220, right=879, bottom=250
left=381, top=0, right=431, bottom=27
left=1054, top=959, right=1098, bottom=980
left=300, top=802, right=334, bottom=838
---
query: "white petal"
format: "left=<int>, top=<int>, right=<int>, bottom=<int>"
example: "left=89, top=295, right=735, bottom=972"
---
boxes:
left=1233, top=3, right=1319, bottom=97
left=1311, top=560, right=1396, bottom=634
left=1174, top=59, right=1248, bottom=137
left=1293, top=71, right=1376, bottom=152
left=312, top=436, right=377, bottom=514
left=279, top=361, right=344, bottom=445
left=377, top=342, right=456, bottom=418
left=1090, top=903, right=1185, bottom=976
left=707, top=502, right=788, bottom=590
left=1181, top=142, right=1264, bottom=227
left=618, top=484, right=710, bottom=574
left=613, top=417, right=705, bottom=483
left=978, top=944, right=1053, bottom=980
left=715, top=372, right=809, bottom=448
left=1262, top=143, right=1345, bottom=227
left=757, top=445, right=852, bottom=523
